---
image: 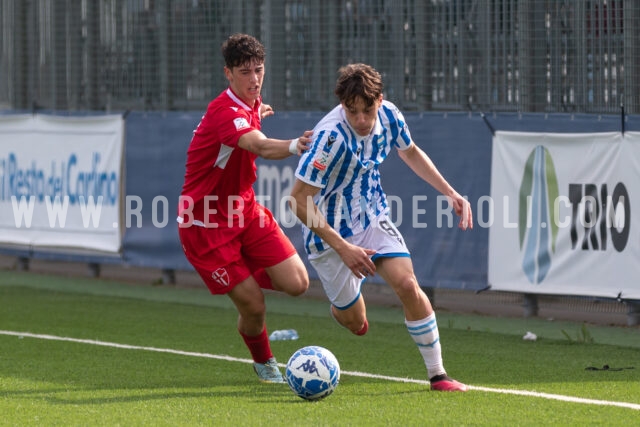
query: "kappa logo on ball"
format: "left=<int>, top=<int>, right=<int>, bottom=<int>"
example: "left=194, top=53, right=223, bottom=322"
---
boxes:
left=233, top=117, right=250, bottom=131
left=296, top=359, right=320, bottom=376
left=211, top=268, right=230, bottom=286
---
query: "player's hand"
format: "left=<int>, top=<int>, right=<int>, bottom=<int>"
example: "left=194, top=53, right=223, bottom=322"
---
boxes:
left=338, top=243, right=377, bottom=279
left=448, top=193, right=473, bottom=230
left=292, top=130, right=314, bottom=155
left=260, top=103, right=274, bottom=120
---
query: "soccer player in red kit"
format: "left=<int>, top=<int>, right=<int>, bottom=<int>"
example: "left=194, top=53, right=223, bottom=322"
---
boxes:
left=178, top=33, right=312, bottom=383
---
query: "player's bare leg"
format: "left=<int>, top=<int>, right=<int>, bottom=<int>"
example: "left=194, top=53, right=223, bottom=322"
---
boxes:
left=265, top=254, right=309, bottom=296
left=228, top=277, right=284, bottom=383
left=374, top=257, right=431, bottom=320
left=228, top=277, right=267, bottom=335
left=376, top=256, right=467, bottom=392
left=330, top=296, right=369, bottom=335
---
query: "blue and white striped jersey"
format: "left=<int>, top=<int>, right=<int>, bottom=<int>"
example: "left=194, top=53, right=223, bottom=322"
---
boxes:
left=295, top=100, right=413, bottom=254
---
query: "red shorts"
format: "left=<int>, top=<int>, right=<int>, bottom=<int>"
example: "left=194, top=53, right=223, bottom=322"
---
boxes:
left=178, top=207, right=296, bottom=295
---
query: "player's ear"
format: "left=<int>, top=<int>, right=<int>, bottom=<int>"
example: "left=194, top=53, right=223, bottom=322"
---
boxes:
left=223, top=66, right=233, bottom=82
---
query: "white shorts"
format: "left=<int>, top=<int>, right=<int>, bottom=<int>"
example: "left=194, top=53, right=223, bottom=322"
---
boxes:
left=309, top=213, right=410, bottom=309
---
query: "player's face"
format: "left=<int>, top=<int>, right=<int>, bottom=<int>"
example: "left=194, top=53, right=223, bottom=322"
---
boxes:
left=342, top=95, right=382, bottom=137
left=224, top=60, right=265, bottom=107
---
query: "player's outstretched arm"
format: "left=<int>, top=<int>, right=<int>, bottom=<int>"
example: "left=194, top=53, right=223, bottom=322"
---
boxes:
left=398, top=143, right=473, bottom=230
left=238, top=129, right=312, bottom=159
left=289, top=179, right=376, bottom=278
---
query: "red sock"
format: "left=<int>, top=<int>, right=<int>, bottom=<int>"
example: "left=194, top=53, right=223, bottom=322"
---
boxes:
left=355, top=319, right=369, bottom=336
left=239, top=328, right=273, bottom=363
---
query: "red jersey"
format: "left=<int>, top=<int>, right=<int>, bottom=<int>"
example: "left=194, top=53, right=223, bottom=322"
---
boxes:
left=179, top=88, right=262, bottom=230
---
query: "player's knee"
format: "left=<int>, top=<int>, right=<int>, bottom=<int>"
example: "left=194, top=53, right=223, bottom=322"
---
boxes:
left=287, top=283, right=308, bottom=297
left=244, top=300, right=267, bottom=319
left=284, top=273, right=309, bottom=296
left=394, top=275, right=421, bottom=299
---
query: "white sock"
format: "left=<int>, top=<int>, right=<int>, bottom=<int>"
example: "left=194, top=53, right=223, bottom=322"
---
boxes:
left=405, top=313, right=446, bottom=379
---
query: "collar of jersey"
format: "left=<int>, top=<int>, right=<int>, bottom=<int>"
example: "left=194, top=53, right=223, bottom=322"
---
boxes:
left=226, top=87, right=260, bottom=112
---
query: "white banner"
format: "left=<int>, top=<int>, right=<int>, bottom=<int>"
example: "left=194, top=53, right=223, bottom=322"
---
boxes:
left=0, top=114, right=125, bottom=254
left=489, top=131, right=640, bottom=300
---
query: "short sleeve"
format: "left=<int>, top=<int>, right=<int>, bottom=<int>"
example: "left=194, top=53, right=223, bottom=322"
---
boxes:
left=295, top=129, right=344, bottom=188
left=383, top=101, right=413, bottom=151
left=206, top=105, right=257, bottom=148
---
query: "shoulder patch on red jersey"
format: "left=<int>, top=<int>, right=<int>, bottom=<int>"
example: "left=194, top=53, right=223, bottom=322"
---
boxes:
left=233, top=117, right=250, bottom=131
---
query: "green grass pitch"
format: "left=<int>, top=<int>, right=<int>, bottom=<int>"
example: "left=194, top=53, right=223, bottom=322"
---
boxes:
left=0, top=270, right=638, bottom=425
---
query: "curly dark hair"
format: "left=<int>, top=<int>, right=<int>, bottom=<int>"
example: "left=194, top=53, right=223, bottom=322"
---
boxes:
left=221, top=33, right=266, bottom=68
left=334, top=63, right=384, bottom=108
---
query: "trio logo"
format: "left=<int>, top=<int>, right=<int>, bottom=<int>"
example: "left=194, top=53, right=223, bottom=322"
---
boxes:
left=519, top=146, right=559, bottom=284
left=568, top=182, right=630, bottom=252
left=519, top=145, right=631, bottom=285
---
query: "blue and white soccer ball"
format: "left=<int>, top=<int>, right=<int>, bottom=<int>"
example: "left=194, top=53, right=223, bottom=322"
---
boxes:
left=285, top=345, right=340, bottom=401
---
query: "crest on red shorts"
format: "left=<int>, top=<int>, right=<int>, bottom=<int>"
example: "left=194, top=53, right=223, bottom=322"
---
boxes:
left=211, top=268, right=230, bottom=286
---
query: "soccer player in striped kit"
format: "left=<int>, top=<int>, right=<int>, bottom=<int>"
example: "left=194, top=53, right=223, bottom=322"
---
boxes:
left=178, top=34, right=312, bottom=383
left=290, top=63, right=472, bottom=392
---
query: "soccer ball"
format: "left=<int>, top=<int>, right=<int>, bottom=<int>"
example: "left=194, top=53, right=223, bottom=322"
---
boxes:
left=285, top=345, right=340, bottom=401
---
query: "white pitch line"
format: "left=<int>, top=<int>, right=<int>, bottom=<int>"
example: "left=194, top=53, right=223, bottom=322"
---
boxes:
left=2, top=330, right=639, bottom=411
